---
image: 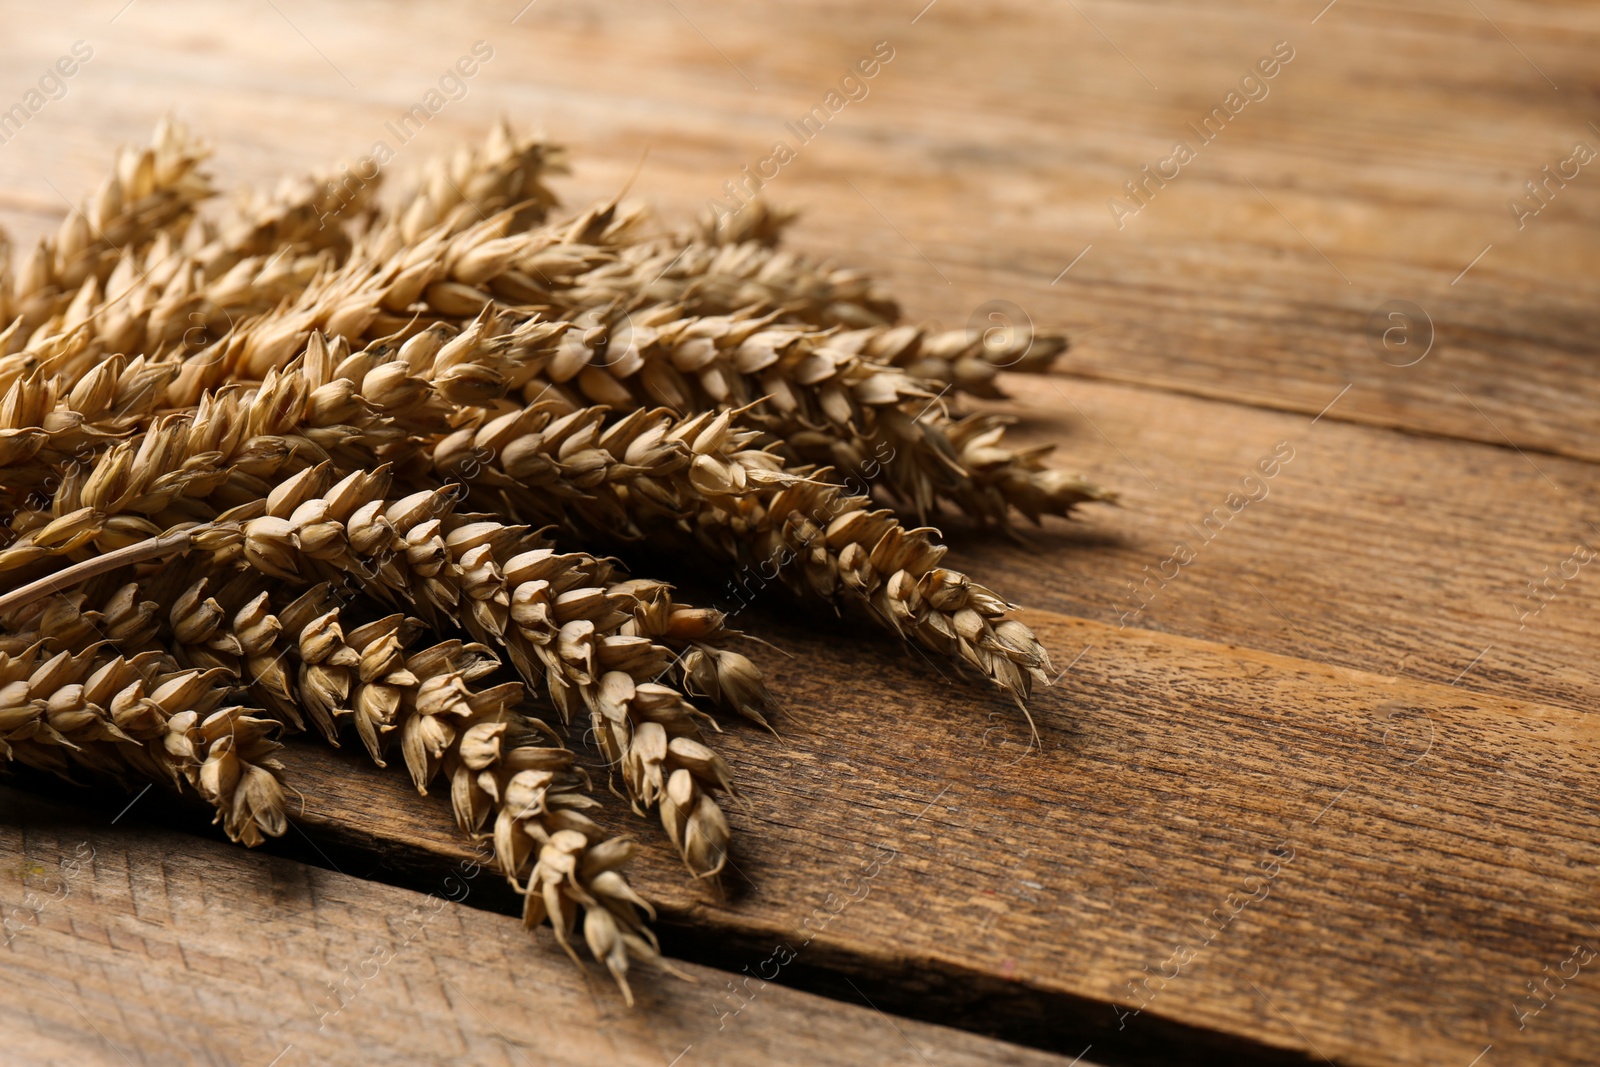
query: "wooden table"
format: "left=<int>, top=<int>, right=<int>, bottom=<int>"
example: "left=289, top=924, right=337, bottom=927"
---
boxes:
left=2, top=1, right=1597, bottom=1064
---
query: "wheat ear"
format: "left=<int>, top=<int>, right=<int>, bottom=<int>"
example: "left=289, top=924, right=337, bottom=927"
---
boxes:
left=0, top=641, right=288, bottom=846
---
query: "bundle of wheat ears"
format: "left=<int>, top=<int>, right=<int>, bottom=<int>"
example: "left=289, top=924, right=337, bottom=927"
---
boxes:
left=0, top=118, right=1112, bottom=1001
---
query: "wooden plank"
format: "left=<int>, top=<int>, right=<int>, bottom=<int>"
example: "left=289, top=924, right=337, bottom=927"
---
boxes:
left=244, top=611, right=1600, bottom=1067
left=0, top=1, right=1595, bottom=458
left=0, top=786, right=1086, bottom=1067
left=948, top=374, right=1600, bottom=722
left=0, top=2, right=1596, bottom=1064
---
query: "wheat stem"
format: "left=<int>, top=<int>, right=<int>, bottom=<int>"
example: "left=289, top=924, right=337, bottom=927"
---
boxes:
left=0, top=522, right=223, bottom=616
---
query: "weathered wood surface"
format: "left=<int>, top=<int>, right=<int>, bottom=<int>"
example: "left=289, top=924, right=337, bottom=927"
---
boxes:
left=0, top=787, right=1087, bottom=1067
left=265, top=608, right=1600, bottom=1067
left=958, top=374, right=1600, bottom=720
left=0, top=0, right=1597, bottom=1064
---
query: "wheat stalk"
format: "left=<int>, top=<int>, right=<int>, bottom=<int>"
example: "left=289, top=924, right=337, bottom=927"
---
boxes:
left=0, top=120, right=1119, bottom=1000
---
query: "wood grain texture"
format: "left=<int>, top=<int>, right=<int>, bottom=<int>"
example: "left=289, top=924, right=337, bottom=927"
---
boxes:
left=953, top=374, right=1600, bottom=723
left=0, top=786, right=1086, bottom=1067
left=246, top=607, right=1600, bottom=1067
left=0, top=0, right=1596, bottom=1064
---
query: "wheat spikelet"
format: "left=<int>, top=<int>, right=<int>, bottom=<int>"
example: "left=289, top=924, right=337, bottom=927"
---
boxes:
left=394, top=118, right=567, bottom=242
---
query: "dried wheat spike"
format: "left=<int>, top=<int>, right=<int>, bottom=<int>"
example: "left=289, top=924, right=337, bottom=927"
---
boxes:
left=426, top=700, right=668, bottom=1001
left=261, top=587, right=671, bottom=996
left=468, top=729, right=665, bottom=1000
left=0, top=642, right=287, bottom=846
left=458, top=719, right=670, bottom=999
left=235, top=595, right=669, bottom=995
left=2, top=118, right=214, bottom=352
left=212, top=463, right=738, bottom=871
left=433, top=402, right=1053, bottom=702
left=0, top=317, right=576, bottom=569
left=694, top=198, right=799, bottom=248
left=367, top=182, right=1060, bottom=395
left=395, top=118, right=567, bottom=243
left=499, top=306, right=1111, bottom=526
left=49, top=123, right=567, bottom=370
left=193, top=159, right=380, bottom=283
left=641, top=205, right=1070, bottom=392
